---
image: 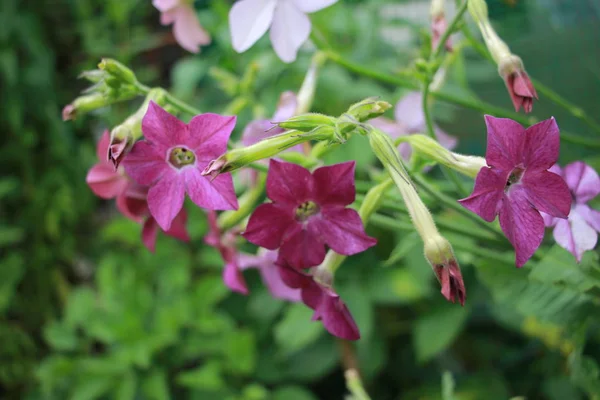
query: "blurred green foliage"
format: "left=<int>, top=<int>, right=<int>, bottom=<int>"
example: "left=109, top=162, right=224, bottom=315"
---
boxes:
left=1, top=0, right=600, bottom=399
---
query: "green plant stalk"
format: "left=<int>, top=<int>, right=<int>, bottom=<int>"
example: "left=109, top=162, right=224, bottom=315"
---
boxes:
left=345, top=369, right=372, bottom=400
left=217, top=174, right=266, bottom=231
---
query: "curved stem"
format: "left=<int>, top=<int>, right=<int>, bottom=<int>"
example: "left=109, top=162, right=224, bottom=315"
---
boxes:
left=432, top=0, right=469, bottom=60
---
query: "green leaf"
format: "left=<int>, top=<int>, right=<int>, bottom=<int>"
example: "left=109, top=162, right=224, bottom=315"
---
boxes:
left=223, top=329, right=256, bottom=375
left=176, top=362, right=224, bottom=391
left=274, top=304, right=322, bottom=355
left=0, top=225, right=24, bottom=247
left=272, top=386, right=318, bottom=400
left=442, top=371, right=457, bottom=400
left=383, top=232, right=420, bottom=267
left=43, top=322, right=78, bottom=351
left=0, top=253, right=24, bottom=313
left=413, top=302, right=470, bottom=363
left=568, top=351, right=600, bottom=399
left=114, top=371, right=136, bottom=400
left=141, top=369, right=170, bottom=400
left=171, top=57, right=209, bottom=99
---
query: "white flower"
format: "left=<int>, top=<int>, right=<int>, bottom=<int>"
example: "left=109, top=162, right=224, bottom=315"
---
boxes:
left=229, top=0, right=338, bottom=63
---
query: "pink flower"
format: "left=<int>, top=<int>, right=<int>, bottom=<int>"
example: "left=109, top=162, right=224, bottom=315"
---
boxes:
left=86, top=131, right=130, bottom=199
left=503, top=69, right=538, bottom=114
left=243, top=160, right=377, bottom=268
left=238, top=249, right=302, bottom=302
left=205, top=211, right=248, bottom=294
left=542, top=162, right=600, bottom=262
left=431, top=16, right=452, bottom=52
left=433, top=259, right=465, bottom=306
left=229, top=0, right=338, bottom=63
left=153, top=0, right=211, bottom=53
left=122, top=102, right=239, bottom=231
left=459, top=116, right=571, bottom=267
left=277, top=260, right=360, bottom=340
left=370, top=92, right=457, bottom=161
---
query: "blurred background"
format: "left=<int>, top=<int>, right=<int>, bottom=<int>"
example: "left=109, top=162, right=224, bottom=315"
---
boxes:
left=1, top=0, right=600, bottom=398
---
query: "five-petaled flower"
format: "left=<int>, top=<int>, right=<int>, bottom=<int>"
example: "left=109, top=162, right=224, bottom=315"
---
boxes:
left=499, top=58, right=538, bottom=113
left=459, top=116, right=571, bottom=267
left=229, top=0, right=338, bottom=63
left=371, top=91, right=457, bottom=162
left=243, top=160, right=377, bottom=268
left=542, top=162, right=600, bottom=262
left=153, top=0, right=211, bottom=53
left=123, top=102, right=239, bottom=231
left=277, top=259, right=360, bottom=340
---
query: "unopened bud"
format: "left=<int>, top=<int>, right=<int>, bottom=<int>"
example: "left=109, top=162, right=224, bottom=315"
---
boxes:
left=467, top=0, right=489, bottom=26
left=424, top=235, right=466, bottom=306
left=277, top=113, right=336, bottom=132
left=62, top=93, right=108, bottom=121
left=98, top=58, right=137, bottom=85
left=399, top=134, right=486, bottom=178
left=430, top=0, right=445, bottom=18
left=202, top=126, right=335, bottom=177
left=78, top=70, right=108, bottom=84
left=346, top=97, right=392, bottom=122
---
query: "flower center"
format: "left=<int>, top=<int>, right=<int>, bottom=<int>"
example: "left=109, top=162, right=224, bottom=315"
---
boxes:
left=295, top=201, right=320, bottom=222
left=169, top=147, right=196, bottom=169
left=505, top=167, right=524, bottom=190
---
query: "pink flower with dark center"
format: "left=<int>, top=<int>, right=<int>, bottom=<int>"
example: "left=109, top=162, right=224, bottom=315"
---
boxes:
left=122, top=102, right=239, bottom=231
left=433, top=260, right=465, bottom=306
left=459, top=116, right=571, bottom=267
left=205, top=211, right=248, bottom=294
left=542, top=162, right=600, bottom=262
left=243, top=160, right=377, bottom=268
left=238, top=249, right=301, bottom=301
left=153, top=0, right=211, bottom=53
left=503, top=69, right=538, bottom=114
left=277, top=260, right=360, bottom=340
left=370, top=92, right=457, bottom=161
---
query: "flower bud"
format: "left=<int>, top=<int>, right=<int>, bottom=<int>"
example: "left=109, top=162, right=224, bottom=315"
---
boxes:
left=346, top=97, right=392, bottom=123
left=277, top=113, right=336, bottom=132
left=467, top=0, right=489, bottom=26
left=62, top=93, right=109, bottom=121
left=399, top=134, right=486, bottom=178
left=296, top=52, right=327, bottom=115
left=98, top=58, right=137, bottom=85
left=202, top=126, right=336, bottom=177
left=424, top=235, right=466, bottom=306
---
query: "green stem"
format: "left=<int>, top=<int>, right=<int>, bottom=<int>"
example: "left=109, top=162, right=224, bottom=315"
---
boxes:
left=136, top=81, right=202, bottom=116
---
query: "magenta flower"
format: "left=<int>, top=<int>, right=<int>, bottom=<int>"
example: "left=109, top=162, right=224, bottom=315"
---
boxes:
left=229, top=0, right=338, bottom=63
left=370, top=91, right=457, bottom=161
left=433, top=260, right=465, bottom=306
left=459, top=116, right=571, bottom=267
left=122, top=102, right=239, bottom=231
left=153, top=0, right=211, bottom=53
left=542, top=162, right=600, bottom=261
left=243, top=160, right=377, bottom=268
left=277, top=260, right=360, bottom=340
left=205, top=211, right=248, bottom=294
left=503, top=69, right=538, bottom=114
left=238, top=249, right=301, bottom=302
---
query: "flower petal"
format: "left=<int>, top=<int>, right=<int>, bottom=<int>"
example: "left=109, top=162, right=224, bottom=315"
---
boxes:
left=291, top=0, right=338, bottom=13
left=563, top=161, right=600, bottom=203
left=312, top=161, right=356, bottom=207
left=313, top=288, right=360, bottom=341
left=269, top=1, right=311, bottom=63
left=188, top=114, right=236, bottom=157
left=458, top=167, right=508, bottom=222
left=223, top=261, right=249, bottom=295
left=499, top=186, right=545, bottom=267
left=272, top=91, right=298, bottom=122
left=142, top=101, right=187, bottom=149
left=244, top=249, right=301, bottom=301
left=122, top=141, right=168, bottom=186
left=229, top=0, right=277, bottom=53
left=280, top=228, right=326, bottom=268
left=243, top=203, right=296, bottom=249
left=523, top=117, right=559, bottom=170
left=434, top=125, right=458, bottom=151
left=171, top=5, right=211, bottom=53
left=116, top=193, right=147, bottom=222
left=96, top=130, right=111, bottom=161
left=242, top=119, right=278, bottom=147
left=86, top=164, right=129, bottom=199
left=184, top=167, right=238, bottom=210
left=142, top=217, right=160, bottom=253
left=484, top=115, right=526, bottom=170
left=165, top=208, right=190, bottom=242
left=266, top=159, right=314, bottom=205
left=553, top=211, right=598, bottom=262
left=577, top=203, right=600, bottom=232
left=311, top=208, right=377, bottom=255
left=153, top=0, right=179, bottom=12
left=522, top=170, right=571, bottom=218
left=394, top=92, right=425, bottom=133
left=147, top=171, right=185, bottom=231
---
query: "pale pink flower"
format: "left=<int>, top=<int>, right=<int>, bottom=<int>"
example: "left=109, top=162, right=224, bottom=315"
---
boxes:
left=153, top=0, right=211, bottom=53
